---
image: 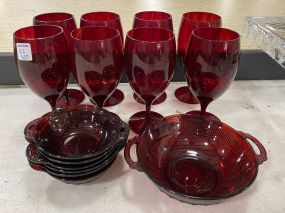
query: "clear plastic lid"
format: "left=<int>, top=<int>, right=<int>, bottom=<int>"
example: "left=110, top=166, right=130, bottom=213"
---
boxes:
left=244, top=16, right=285, bottom=68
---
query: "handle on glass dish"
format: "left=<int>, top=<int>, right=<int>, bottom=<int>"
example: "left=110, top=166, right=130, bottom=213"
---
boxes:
left=24, top=118, right=40, bottom=144
left=28, top=161, right=44, bottom=171
left=116, top=121, right=131, bottom=147
left=238, top=131, right=267, bottom=165
left=25, top=144, right=47, bottom=170
left=124, top=136, right=143, bottom=171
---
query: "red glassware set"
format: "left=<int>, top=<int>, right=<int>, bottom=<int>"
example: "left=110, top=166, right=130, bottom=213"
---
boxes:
left=14, top=11, right=267, bottom=204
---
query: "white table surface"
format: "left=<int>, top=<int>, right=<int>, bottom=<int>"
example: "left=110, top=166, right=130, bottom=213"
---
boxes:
left=0, top=81, right=284, bottom=213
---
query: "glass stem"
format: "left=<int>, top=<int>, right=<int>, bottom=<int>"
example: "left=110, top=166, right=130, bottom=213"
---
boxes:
left=145, top=102, right=152, bottom=120
left=64, top=89, right=70, bottom=104
left=200, top=101, right=209, bottom=116
left=50, top=103, right=57, bottom=111
left=48, top=98, right=57, bottom=111
left=95, top=98, right=105, bottom=109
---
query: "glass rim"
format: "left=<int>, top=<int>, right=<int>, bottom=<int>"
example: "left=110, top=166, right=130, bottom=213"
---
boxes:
left=13, top=25, right=64, bottom=41
left=33, top=12, right=75, bottom=23
left=71, top=26, right=120, bottom=42
left=80, top=11, right=120, bottom=23
left=134, top=11, right=172, bottom=22
left=182, top=11, right=221, bottom=24
left=191, top=27, right=240, bottom=43
left=126, top=27, right=175, bottom=44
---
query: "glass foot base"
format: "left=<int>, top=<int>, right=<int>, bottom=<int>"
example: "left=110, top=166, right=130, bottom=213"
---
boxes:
left=175, top=86, right=199, bottom=104
left=129, top=111, right=164, bottom=134
left=185, top=110, right=220, bottom=122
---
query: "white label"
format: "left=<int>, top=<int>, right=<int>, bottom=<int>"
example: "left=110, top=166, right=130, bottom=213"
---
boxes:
left=16, top=43, right=32, bottom=61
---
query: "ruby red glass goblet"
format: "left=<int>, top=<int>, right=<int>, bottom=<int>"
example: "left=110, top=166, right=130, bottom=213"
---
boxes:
left=124, top=27, right=176, bottom=134
left=80, top=12, right=124, bottom=44
left=176, top=12, right=221, bottom=104
left=34, top=12, right=85, bottom=108
left=80, top=11, right=125, bottom=107
left=133, top=11, right=173, bottom=31
left=71, top=26, right=123, bottom=108
left=14, top=25, right=70, bottom=110
left=185, top=27, right=240, bottom=119
left=132, top=11, right=173, bottom=105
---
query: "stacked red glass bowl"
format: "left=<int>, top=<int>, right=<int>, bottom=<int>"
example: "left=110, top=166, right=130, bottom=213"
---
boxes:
left=24, top=105, right=130, bottom=184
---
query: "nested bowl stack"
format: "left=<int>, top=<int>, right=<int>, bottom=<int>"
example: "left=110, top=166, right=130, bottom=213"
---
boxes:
left=24, top=104, right=130, bottom=184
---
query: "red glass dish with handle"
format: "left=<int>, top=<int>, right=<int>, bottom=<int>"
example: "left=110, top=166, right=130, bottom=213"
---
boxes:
left=26, top=144, right=116, bottom=184
left=25, top=143, right=123, bottom=171
left=124, top=114, right=267, bottom=205
left=26, top=144, right=118, bottom=176
left=24, top=104, right=129, bottom=160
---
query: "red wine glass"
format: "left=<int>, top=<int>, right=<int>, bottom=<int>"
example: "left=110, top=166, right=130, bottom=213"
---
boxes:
left=80, top=11, right=125, bottom=107
left=185, top=27, right=240, bottom=119
left=71, top=26, right=123, bottom=108
left=124, top=27, right=176, bottom=134
left=14, top=25, right=70, bottom=110
left=133, top=11, right=173, bottom=31
left=34, top=12, right=85, bottom=108
left=132, top=11, right=173, bottom=105
left=176, top=12, right=221, bottom=104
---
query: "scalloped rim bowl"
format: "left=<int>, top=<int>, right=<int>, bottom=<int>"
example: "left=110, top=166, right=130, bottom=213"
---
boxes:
left=24, top=104, right=129, bottom=160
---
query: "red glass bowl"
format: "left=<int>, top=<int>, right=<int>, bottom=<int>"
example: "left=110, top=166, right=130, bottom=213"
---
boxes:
left=37, top=143, right=117, bottom=165
left=124, top=114, right=267, bottom=205
left=28, top=159, right=114, bottom=184
left=26, top=144, right=118, bottom=176
left=26, top=143, right=123, bottom=172
left=25, top=104, right=129, bottom=160
left=48, top=159, right=115, bottom=184
left=25, top=119, right=125, bottom=166
left=28, top=154, right=115, bottom=184
left=37, top=141, right=125, bottom=165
